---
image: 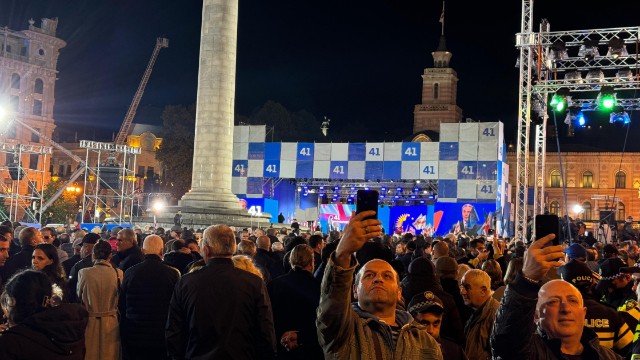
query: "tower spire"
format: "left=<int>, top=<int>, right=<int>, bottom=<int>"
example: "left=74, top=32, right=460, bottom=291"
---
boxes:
left=439, top=1, right=445, bottom=36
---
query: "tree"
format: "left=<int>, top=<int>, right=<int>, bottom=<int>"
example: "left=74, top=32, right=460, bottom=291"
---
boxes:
left=155, top=104, right=196, bottom=199
left=42, top=180, right=79, bottom=225
left=245, top=100, right=323, bottom=142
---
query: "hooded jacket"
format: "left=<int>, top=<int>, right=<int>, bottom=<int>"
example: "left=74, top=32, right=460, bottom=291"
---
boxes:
left=0, top=303, right=88, bottom=360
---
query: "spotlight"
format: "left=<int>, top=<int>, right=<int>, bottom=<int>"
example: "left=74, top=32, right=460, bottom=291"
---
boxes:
left=564, top=71, right=583, bottom=84
left=549, top=40, right=568, bottom=63
left=381, top=186, right=387, bottom=192
left=597, top=86, right=616, bottom=110
left=550, top=87, right=571, bottom=112
left=585, top=69, right=605, bottom=88
left=609, top=106, right=631, bottom=124
left=607, top=37, right=627, bottom=59
left=576, top=111, right=586, bottom=127
left=615, top=67, right=633, bottom=82
left=578, top=38, right=599, bottom=62
left=333, top=186, right=340, bottom=191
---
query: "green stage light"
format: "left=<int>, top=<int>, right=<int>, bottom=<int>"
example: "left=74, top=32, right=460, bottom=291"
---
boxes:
left=550, top=87, right=571, bottom=112
left=597, top=86, right=616, bottom=110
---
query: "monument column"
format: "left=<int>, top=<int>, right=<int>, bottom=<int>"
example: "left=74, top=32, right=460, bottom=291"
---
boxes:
left=180, top=0, right=241, bottom=210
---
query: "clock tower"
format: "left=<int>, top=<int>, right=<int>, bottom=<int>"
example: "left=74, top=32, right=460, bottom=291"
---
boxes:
left=413, top=35, right=463, bottom=135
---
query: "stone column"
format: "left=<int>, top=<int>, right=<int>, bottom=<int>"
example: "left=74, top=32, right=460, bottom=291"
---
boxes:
left=180, top=0, right=241, bottom=210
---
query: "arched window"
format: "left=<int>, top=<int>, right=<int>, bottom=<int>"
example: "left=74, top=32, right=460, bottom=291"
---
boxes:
left=11, top=73, right=20, bottom=89
left=33, top=100, right=42, bottom=116
left=581, top=201, right=592, bottom=221
left=433, top=83, right=439, bottom=99
left=34, top=78, right=44, bottom=94
left=617, top=202, right=625, bottom=222
left=582, top=171, right=593, bottom=188
left=550, top=201, right=561, bottom=215
left=550, top=169, right=562, bottom=187
left=615, top=171, right=626, bottom=189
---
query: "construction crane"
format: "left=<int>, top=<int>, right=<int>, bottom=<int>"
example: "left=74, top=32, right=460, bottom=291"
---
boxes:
left=114, top=37, right=169, bottom=145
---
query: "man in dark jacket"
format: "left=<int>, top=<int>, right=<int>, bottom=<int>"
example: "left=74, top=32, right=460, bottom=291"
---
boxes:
left=166, top=224, right=277, bottom=359
left=119, top=235, right=179, bottom=360
left=255, top=235, right=284, bottom=280
left=67, top=233, right=100, bottom=303
left=2, top=226, right=41, bottom=280
left=267, top=244, right=322, bottom=359
left=112, top=228, right=144, bottom=273
left=491, top=234, right=621, bottom=360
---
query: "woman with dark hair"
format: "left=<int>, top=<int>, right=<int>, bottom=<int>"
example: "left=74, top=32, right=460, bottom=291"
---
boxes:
left=0, top=269, right=88, bottom=359
left=77, top=240, right=123, bottom=360
left=32, top=243, right=69, bottom=304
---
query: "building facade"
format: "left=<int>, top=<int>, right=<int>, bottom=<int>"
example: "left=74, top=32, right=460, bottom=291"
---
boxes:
left=0, top=18, right=66, bottom=221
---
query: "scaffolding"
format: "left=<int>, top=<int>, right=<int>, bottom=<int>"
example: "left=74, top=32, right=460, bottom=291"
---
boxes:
left=0, top=141, right=52, bottom=223
left=514, top=0, right=640, bottom=240
left=79, top=140, right=140, bottom=225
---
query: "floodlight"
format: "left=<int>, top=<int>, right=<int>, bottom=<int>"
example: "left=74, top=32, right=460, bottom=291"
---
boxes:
left=550, top=87, right=571, bottom=112
left=549, top=40, right=569, bottom=62
left=609, top=106, right=630, bottom=124
left=607, top=37, right=628, bottom=58
left=615, top=67, right=633, bottom=82
left=578, top=38, right=600, bottom=62
left=564, top=71, right=582, bottom=84
left=597, top=86, right=616, bottom=110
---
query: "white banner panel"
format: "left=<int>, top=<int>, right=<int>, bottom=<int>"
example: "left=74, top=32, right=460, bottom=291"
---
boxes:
left=420, top=142, right=439, bottom=161
left=247, top=160, right=264, bottom=177
left=438, top=161, right=458, bottom=180
left=314, top=143, right=331, bottom=160
left=248, top=125, right=266, bottom=142
left=478, top=140, right=498, bottom=161
left=231, top=177, right=246, bottom=195
left=348, top=161, right=365, bottom=180
left=384, top=143, right=402, bottom=161
left=401, top=161, right=420, bottom=180
left=459, top=123, right=480, bottom=142
left=233, top=143, right=249, bottom=160
left=457, top=179, right=478, bottom=199
left=439, top=123, right=459, bottom=142
left=365, top=143, right=385, bottom=161
left=313, top=161, right=330, bottom=178
left=477, top=180, right=498, bottom=200
left=279, top=160, right=296, bottom=178
left=280, top=143, right=298, bottom=161
left=458, top=142, right=478, bottom=161
left=331, top=143, right=349, bottom=161
left=234, top=126, right=250, bottom=143
left=419, top=160, right=439, bottom=180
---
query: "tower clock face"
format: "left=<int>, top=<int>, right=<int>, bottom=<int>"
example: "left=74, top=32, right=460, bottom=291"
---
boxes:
left=141, top=134, right=155, bottom=151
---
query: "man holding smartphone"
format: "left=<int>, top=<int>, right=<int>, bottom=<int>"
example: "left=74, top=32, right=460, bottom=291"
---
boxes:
left=316, top=211, right=442, bottom=359
left=491, top=235, right=621, bottom=359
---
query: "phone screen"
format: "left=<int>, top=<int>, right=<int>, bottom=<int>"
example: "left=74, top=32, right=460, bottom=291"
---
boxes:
left=356, top=190, right=379, bottom=220
left=535, top=214, right=560, bottom=245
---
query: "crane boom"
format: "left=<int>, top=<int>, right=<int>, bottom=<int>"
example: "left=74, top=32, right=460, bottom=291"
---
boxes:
left=114, top=37, right=169, bottom=145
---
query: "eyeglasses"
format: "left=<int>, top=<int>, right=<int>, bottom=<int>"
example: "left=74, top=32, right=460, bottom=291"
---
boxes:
left=43, top=236, right=51, bottom=239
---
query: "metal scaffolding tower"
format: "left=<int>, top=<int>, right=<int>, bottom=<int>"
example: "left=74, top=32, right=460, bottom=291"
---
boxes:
left=80, top=140, right=140, bottom=225
left=0, top=142, right=52, bottom=222
left=515, top=0, right=640, bottom=240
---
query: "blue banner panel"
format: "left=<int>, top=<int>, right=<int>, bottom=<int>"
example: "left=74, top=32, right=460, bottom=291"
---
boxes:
left=401, top=142, right=421, bottom=161
left=477, top=161, right=498, bottom=180
left=232, top=160, right=248, bottom=177
left=348, top=143, right=366, bottom=161
left=264, top=143, right=281, bottom=160
left=438, top=179, right=458, bottom=199
left=329, top=161, right=349, bottom=179
left=246, top=177, right=263, bottom=195
left=365, top=161, right=383, bottom=180
left=382, top=161, right=401, bottom=180
left=295, top=161, right=313, bottom=179
left=439, top=142, right=459, bottom=160
left=248, top=143, right=265, bottom=160
left=433, top=202, right=497, bottom=237
left=297, top=143, right=315, bottom=161
left=263, top=160, right=280, bottom=178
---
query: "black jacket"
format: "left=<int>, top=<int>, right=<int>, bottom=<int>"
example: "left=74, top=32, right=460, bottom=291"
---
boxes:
left=254, top=248, right=284, bottom=281
left=62, top=254, right=81, bottom=277
left=3, top=244, right=35, bottom=280
left=267, top=269, right=322, bottom=360
left=112, top=245, right=144, bottom=273
left=166, top=258, right=276, bottom=359
left=0, top=303, right=88, bottom=360
left=119, top=255, right=179, bottom=360
left=67, top=256, right=93, bottom=303
left=163, top=251, right=194, bottom=275
left=491, top=275, right=622, bottom=360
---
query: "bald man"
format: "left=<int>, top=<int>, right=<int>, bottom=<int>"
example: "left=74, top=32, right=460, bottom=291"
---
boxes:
left=491, top=235, right=621, bottom=359
left=119, top=234, right=180, bottom=360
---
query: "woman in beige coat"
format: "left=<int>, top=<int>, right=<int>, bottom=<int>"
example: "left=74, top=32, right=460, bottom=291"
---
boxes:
left=77, top=240, right=123, bottom=360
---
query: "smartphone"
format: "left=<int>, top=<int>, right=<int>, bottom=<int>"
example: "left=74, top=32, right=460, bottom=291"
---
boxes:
left=535, top=214, right=560, bottom=245
left=356, top=190, right=379, bottom=220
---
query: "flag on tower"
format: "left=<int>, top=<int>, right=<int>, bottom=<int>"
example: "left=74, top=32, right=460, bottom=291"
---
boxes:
left=439, top=2, right=445, bottom=24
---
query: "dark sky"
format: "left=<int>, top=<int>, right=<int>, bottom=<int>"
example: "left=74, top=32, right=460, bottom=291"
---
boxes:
left=2, top=0, right=639, bottom=143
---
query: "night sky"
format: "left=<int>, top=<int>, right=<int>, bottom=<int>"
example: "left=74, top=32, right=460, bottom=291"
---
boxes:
left=1, top=1, right=639, bottom=144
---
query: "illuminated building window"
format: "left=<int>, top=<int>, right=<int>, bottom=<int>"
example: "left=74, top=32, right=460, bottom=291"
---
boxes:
left=615, top=171, right=626, bottom=189
left=550, top=169, right=562, bottom=188
left=582, top=171, right=593, bottom=188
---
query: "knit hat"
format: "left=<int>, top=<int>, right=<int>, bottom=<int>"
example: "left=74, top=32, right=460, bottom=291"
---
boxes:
left=563, top=243, right=587, bottom=260
left=434, top=256, right=458, bottom=277
left=82, top=233, right=101, bottom=245
left=408, top=291, right=444, bottom=316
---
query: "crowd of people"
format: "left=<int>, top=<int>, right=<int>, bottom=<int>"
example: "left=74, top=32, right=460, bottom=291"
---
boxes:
left=0, top=213, right=639, bottom=359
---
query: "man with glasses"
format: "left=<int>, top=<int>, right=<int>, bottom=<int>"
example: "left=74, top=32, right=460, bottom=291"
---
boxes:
left=112, top=228, right=144, bottom=273
left=40, top=226, right=68, bottom=263
left=3, top=227, right=41, bottom=280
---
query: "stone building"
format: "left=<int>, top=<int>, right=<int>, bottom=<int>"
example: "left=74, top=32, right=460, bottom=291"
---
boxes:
left=0, top=18, right=66, bottom=221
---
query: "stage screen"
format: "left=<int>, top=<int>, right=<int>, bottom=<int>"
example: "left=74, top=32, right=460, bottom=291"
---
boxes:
left=318, top=204, right=355, bottom=233
left=433, top=202, right=497, bottom=237
left=389, top=205, right=434, bottom=236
